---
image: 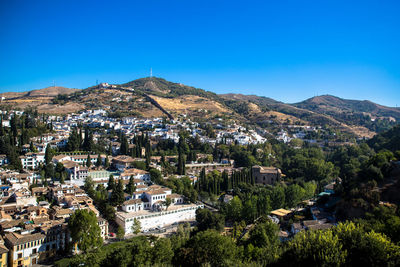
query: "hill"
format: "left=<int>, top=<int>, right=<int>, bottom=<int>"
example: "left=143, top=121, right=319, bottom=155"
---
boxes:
left=0, top=86, right=82, bottom=114
left=294, top=95, right=400, bottom=132
left=121, top=77, right=220, bottom=100
left=1, top=77, right=397, bottom=138
left=220, top=93, right=375, bottom=138
left=0, top=86, right=80, bottom=98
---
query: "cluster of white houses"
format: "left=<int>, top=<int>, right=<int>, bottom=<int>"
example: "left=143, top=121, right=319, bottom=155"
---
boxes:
left=116, top=184, right=203, bottom=234
left=0, top=179, right=109, bottom=267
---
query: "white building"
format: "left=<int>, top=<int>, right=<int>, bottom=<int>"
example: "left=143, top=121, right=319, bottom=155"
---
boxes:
left=115, top=184, right=202, bottom=235
left=115, top=203, right=203, bottom=234
left=20, top=153, right=45, bottom=169
left=119, top=168, right=150, bottom=182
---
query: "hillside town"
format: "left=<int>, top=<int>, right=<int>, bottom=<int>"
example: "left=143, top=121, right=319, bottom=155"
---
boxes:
left=0, top=107, right=347, bottom=266
left=2, top=0, right=400, bottom=265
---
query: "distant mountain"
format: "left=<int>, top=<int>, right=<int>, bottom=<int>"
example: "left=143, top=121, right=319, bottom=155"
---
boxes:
left=1, top=78, right=398, bottom=137
left=295, top=95, right=400, bottom=118
left=0, top=86, right=80, bottom=99
left=0, top=86, right=82, bottom=114
left=293, top=95, right=400, bottom=132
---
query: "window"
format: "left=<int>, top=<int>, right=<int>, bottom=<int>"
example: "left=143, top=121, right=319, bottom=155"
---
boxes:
left=18, top=253, right=22, bottom=259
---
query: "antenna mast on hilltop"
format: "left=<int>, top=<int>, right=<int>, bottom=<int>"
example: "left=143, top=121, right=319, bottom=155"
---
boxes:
left=150, top=68, right=153, bottom=79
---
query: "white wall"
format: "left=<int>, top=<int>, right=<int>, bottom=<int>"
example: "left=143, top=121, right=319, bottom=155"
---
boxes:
left=117, top=205, right=202, bottom=235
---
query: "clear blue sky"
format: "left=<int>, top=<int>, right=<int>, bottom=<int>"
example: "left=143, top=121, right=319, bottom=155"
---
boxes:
left=1, top=0, right=400, bottom=106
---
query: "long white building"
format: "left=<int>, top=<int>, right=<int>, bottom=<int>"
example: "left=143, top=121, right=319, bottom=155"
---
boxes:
left=115, top=203, right=203, bottom=234
left=115, top=185, right=203, bottom=235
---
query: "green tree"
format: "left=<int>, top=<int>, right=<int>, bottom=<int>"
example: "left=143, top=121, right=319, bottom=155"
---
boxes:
left=86, top=154, right=92, bottom=168
left=120, top=134, right=129, bottom=155
left=60, top=172, right=66, bottom=184
left=225, top=196, right=243, bottom=221
left=196, top=208, right=225, bottom=232
left=83, top=127, right=94, bottom=151
left=177, top=147, right=186, bottom=175
left=107, top=175, right=115, bottom=191
left=117, top=226, right=125, bottom=240
left=68, top=209, right=103, bottom=253
left=333, top=221, right=400, bottom=266
left=111, top=179, right=124, bottom=206
left=96, top=154, right=102, bottom=167
left=242, top=197, right=258, bottom=222
left=44, top=143, right=54, bottom=165
left=84, top=176, right=95, bottom=197
left=285, top=184, right=305, bottom=208
left=152, top=238, right=174, bottom=264
left=164, top=197, right=172, bottom=210
left=280, top=229, right=346, bottom=267
left=125, top=175, right=136, bottom=195
left=100, top=203, right=115, bottom=221
left=149, top=168, right=162, bottom=184
left=132, top=218, right=141, bottom=234
left=245, top=220, right=282, bottom=265
left=105, top=156, right=110, bottom=169
left=67, top=128, right=80, bottom=151
left=179, top=230, right=239, bottom=267
left=103, top=246, right=131, bottom=267
left=248, top=220, right=280, bottom=248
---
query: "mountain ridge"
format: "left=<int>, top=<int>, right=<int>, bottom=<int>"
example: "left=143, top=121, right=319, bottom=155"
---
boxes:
left=0, top=77, right=398, bottom=137
left=0, top=86, right=80, bottom=98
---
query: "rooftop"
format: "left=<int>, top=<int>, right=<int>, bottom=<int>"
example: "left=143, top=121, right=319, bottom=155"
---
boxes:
left=5, top=232, right=45, bottom=246
left=270, top=208, right=292, bottom=217
left=116, top=203, right=201, bottom=219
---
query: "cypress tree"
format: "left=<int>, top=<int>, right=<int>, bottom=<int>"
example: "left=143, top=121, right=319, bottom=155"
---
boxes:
left=126, top=175, right=136, bottom=195
left=107, top=175, right=115, bottom=191
left=111, top=179, right=125, bottom=206
left=44, top=144, right=53, bottom=165
left=200, top=168, right=206, bottom=191
left=105, top=156, right=110, bottom=169
left=96, top=154, right=102, bottom=167
left=178, top=147, right=185, bottom=175
left=29, top=141, right=35, bottom=152
left=86, top=154, right=92, bottom=168
left=222, top=170, right=229, bottom=191
left=145, top=141, right=151, bottom=169
left=108, top=143, right=113, bottom=155
left=60, top=172, right=65, bottom=184
left=83, top=127, right=94, bottom=151
left=120, top=134, right=129, bottom=155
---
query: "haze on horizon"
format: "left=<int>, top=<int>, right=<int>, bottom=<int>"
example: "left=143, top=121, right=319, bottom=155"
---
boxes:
left=0, top=0, right=399, bottom=107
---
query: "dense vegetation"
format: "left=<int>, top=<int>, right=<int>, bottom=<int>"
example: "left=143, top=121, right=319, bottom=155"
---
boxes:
left=0, top=108, right=51, bottom=170
left=57, top=219, right=400, bottom=267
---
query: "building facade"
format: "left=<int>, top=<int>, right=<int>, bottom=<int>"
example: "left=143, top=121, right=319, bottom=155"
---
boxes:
left=252, top=166, right=282, bottom=185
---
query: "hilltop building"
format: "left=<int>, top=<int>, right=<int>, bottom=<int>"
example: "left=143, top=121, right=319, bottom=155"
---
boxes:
left=252, top=166, right=281, bottom=185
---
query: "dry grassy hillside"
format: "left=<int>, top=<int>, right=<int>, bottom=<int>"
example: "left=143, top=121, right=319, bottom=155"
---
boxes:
left=0, top=86, right=82, bottom=114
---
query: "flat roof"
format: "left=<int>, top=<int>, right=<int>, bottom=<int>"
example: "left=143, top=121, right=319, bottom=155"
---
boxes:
left=116, top=203, right=202, bottom=219
left=270, top=208, right=292, bottom=217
